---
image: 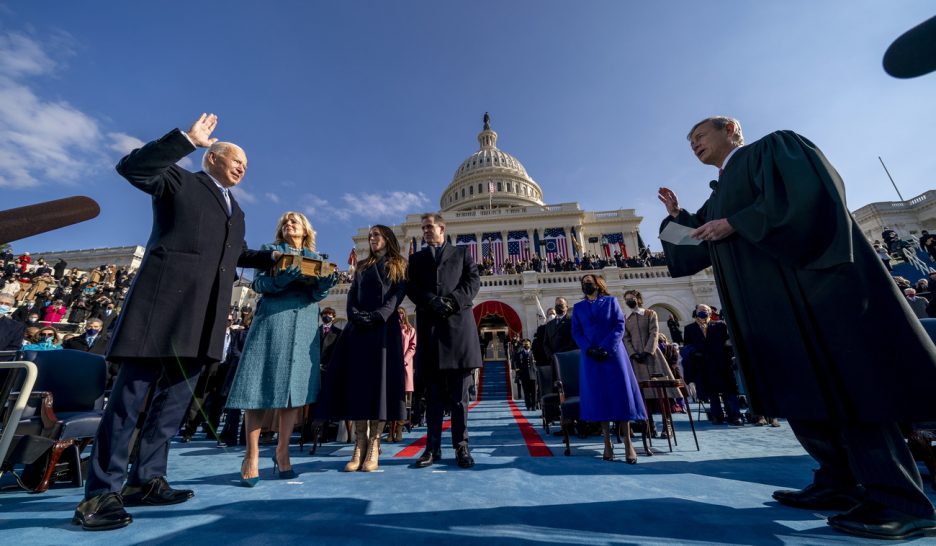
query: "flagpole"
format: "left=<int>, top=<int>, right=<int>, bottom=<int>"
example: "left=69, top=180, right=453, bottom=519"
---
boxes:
left=878, top=156, right=905, bottom=201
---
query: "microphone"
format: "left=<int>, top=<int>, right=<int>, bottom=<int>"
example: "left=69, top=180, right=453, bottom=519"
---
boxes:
left=0, top=196, right=100, bottom=244
left=709, top=180, right=718, bottom=190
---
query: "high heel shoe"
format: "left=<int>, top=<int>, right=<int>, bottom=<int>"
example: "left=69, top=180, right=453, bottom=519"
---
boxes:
left=602, top=444, right=615, bottom=461
left=626, top=450, right=638, bottom=465
left=240, top=458, right=260, bottom=487
left=271, top=455, right=297, bottom=479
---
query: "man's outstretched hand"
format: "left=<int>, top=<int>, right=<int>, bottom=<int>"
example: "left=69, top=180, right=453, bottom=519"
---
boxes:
left=658, top=187, right=681, bottom=218
left=185, top=113, right=219, bottom=148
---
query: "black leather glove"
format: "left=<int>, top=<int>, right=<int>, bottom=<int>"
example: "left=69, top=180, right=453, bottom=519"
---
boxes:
left=586, top=347, right=609, bottom=361
left=634, top=352, right=650, bottom=363
left=351, top=311, right=376, bottom=327
left=430, top=296, right=455, bottom=317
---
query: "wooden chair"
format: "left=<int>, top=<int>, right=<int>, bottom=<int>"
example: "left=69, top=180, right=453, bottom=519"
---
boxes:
left=638, top=377, right=700, bottom=452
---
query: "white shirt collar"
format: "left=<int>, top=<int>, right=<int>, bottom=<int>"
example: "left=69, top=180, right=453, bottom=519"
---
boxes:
left=205, top=171, right=229, bottom=195
left=624, top=306, right=646, bottom=317
left=720, top=145, right=743, bottom=170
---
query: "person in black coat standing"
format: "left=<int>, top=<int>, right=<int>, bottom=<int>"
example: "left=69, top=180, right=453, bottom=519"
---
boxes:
left=406, top=213, right=482, bottom=469
left=681, top=305, right=742, bottom=426
left=63, top=317, right=109, bottom=355
left=74, top=114, right=277, bottom=531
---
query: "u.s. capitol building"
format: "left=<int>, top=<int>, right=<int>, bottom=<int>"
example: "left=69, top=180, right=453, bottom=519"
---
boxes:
left=319, top=115, right=718, bottom=355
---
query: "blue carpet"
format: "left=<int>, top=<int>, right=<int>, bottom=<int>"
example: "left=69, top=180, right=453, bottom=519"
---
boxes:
left=2, top=361, right=934, bottom=545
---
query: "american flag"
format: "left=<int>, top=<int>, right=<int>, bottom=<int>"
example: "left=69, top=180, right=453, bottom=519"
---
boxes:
left=602, top=232, right=626, bottom=257
left=507, top=230, right=530, bottom=260
left=455, top=234, right=478, bottom=262
left=543, top=227, right=569, bottom=261
left=481, top=232, right=504, bottom=268
left=488, top=181, right=495, bottom=193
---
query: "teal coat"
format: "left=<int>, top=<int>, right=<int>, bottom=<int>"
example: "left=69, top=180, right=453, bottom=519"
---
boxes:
left=226, top=243, right=337, bottom=409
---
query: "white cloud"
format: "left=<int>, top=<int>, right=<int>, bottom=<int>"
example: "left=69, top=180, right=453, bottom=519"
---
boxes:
left=264, top=192, right=281, bottom=204
left=107, top=132, right=144, bottom=155
left=231, top=186, right=257, bottom=204
left=300, top=190, right=428, bottom=223
left=0, top=32, right=57, bottom=77
left=341, top=191, right=429, bottom=218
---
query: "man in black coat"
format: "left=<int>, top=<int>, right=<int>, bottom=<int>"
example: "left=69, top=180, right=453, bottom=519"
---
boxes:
left=0, top=294, right=25, bottom=355
left=659, top=116, right=936, bottom=539
left=74, top=114, right=277, bottom=531
left=63, top=317, right=109, bottom=355
left=318, top=306, right=343, bottom=371
left=406, top=213, right=482, bottom=469
left=681, top=305, right=742, bottom=426
left=542, top=297, right=576, bottom=366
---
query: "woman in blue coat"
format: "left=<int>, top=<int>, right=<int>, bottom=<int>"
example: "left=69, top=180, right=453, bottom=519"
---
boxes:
left=571, top=274, right=646, bottom=463
left=227, top=211, right=337, bottom=485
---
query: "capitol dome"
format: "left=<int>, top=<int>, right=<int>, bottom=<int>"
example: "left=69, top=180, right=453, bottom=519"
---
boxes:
left=440, top=113, right=545, bottom=212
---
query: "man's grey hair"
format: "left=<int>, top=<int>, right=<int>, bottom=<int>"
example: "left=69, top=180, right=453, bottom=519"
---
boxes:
left=687, top=116, right=744, bottom=146
left=201, top=142, right=241, bottom=171
left=420, top=212, right=446, bottom=227
left=0, top=294, right=13, bottom=305
left=86, top=318, right=104, bottom=327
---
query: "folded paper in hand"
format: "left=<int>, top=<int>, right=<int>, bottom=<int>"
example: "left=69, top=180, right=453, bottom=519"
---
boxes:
left=659, top=222, right=703, bottom=246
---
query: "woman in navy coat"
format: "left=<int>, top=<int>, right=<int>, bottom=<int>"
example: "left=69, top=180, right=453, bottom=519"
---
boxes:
left=324, top=225, right=407, bottom=473
left=571, top=274, right=646, bottom=463
left=227, top=212, right=336, bottom=484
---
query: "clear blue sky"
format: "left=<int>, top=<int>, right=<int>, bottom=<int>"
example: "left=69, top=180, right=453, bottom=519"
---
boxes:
left=2, top=1, right=934, bottom=258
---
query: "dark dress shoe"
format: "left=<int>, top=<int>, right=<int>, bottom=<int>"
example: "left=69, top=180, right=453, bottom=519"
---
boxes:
left=455, top=446, right=475, bottom=468
left=772, top=483, right=860, bottom=511
left=727, top=418, right=744, bottom=427
left=828, top=502, right=936, bottom=540
left=414, top=448, right=441, bottom=468
left=73, top=492, right=132, bottom=531
left=121, top=476, right=194, bottom=507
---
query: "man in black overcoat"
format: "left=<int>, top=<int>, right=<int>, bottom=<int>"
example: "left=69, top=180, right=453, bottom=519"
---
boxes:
left=63, top=317, right=109, bottom=355
left=658, top=116, right=936, bottom=539
left=681, top=304, right=742, bottom=426
left=406, top=213, right=482, bottom=469
left=0, top=294, right=25, bottom=355
left=542, top=297, right=576, bottom=366
left=74, top=114, right=277, bottom=531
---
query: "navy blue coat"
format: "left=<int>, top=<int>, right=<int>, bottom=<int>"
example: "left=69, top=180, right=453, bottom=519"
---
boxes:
left=108, top=129, right=273, bottom=362
left=406, top=244, right=482, bottom=372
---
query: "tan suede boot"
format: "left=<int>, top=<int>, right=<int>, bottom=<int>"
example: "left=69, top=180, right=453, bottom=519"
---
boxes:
left=343, top=421, right=368, bottom=472
left=360, top=420, right=384, bottom=472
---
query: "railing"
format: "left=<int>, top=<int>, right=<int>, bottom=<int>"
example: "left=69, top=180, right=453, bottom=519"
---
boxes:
left=0, top=359, right=38, bottom=470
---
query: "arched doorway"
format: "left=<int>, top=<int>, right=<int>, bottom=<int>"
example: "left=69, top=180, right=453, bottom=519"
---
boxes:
left=473, top=301, right=523, bottom=361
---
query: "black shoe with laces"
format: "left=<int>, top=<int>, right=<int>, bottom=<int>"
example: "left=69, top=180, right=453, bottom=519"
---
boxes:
left=121, top=476, right=194, bottom=507
left=73, top=492, right=132, bottom=531
left=455, top=446, right=475, bottom=468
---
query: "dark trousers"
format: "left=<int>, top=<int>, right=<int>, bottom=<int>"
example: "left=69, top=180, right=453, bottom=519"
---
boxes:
left=788, top=419, right=936, bottom=518
left=709, top=393, right=742, bottom=421
left=520, top=378, right=537, bottom=409
left=181, top=361, right=223, bottom=439
left=85, top=357, right=204, bottom=497
left=425, top=368, right=473, bottom=451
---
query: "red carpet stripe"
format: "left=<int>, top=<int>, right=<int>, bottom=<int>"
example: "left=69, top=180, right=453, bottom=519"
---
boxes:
left=395, top=366, right=484, bottom=458
left=503, top=362, right=553, bottom=457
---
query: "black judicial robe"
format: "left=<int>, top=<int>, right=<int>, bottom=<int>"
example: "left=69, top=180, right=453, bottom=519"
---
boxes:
left=660, top=130, right=936, bottom=422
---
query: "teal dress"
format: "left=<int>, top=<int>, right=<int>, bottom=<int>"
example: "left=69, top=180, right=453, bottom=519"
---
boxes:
left=226, top=243, right=337, bottom=409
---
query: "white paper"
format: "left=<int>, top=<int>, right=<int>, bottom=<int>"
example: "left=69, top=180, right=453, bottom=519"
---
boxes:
left=659, top=221, right=703, bottom=246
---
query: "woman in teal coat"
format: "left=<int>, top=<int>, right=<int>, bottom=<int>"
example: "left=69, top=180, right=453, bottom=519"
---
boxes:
left=227, top=211, right=337, bottom=485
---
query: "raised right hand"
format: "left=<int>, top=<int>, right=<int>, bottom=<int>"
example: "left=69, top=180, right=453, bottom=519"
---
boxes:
left=185, top=113, right=219, bottom=148
left=658, top=187, right=680, bottom=218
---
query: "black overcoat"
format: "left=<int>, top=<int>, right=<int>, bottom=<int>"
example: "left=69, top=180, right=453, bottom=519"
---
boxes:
left=406, top=245, right=482, bottom=372
left=108, top=129, right=272, bottom=362
left=323, top=257, right=406, bottom=420
left=681, top=321, right=738, bottom=400
left=661, top=130, right=936, bottom=422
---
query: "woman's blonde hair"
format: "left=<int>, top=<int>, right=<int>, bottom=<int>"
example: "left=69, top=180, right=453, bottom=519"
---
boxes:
left=273, top=211, right=316, bottom=252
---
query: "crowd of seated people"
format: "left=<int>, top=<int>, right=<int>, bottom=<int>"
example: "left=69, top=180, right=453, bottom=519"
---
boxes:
left=0, top=247, right=136, bottom=351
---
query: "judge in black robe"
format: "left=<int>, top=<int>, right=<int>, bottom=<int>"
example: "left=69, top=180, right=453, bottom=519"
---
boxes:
left=658, top=116, right=936, bottom=539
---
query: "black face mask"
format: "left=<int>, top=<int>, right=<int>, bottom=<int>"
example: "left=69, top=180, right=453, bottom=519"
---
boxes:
left=554, top=304, right=566, bottom=315
left=625, top=299, right=638, bottom=309
left=582, top=283, right=597, bottom=296
left=321, top=315, right=333, bottom=324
